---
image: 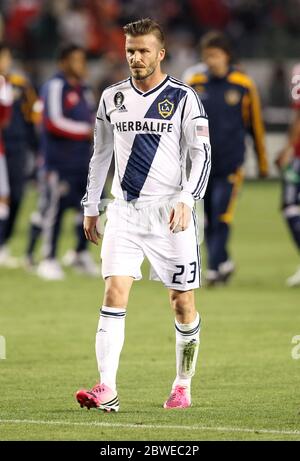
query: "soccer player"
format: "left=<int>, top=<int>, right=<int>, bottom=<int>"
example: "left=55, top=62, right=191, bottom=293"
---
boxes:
left=275, top=64, right=300, bottom=287
left=76, top=18, right=211, bottom=412
left=28, top=44, right=98, bottom=280
left=0, top=43, right=13, bottom=264
left=185, top=31, right=268, bottom=286
left=0, top=56, right=41, bottom=268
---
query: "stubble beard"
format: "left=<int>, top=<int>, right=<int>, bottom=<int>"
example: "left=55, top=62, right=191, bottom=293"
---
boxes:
left=130, top=64, right=156, bottom=81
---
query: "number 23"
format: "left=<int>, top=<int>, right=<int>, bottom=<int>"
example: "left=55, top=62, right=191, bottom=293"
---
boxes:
left=172, top=262, right=197, bottom=284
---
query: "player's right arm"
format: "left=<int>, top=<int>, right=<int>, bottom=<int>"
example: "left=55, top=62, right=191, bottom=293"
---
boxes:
left=275, top=110, right=300, bottom=169
left=275, top=64, right=300, bottom=170
left=82, top=92, right=114, bottom=244
left=0, top=76, right=13, bottom=129
left=0, top=76, right=13, bottom=205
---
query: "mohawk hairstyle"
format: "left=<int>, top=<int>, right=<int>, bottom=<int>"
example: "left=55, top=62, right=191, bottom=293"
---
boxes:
left=123, top=18, right=165, bottom=48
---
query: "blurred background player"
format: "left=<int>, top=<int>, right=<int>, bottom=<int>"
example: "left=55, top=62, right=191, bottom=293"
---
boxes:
left=185, top=31, right=269, bottom=286
left=0, top=42, right=13, bottom=266
left=0, top=46, right=40, bottom=268
left=275, top=63, right=300, bottom=287
left=27, top=44, right=98, bottom=280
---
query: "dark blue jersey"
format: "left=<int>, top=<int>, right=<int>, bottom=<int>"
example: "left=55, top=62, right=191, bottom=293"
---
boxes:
left=3, top=73, right=40, bottom=160
left=41, top=72, right=95, bottom=175
left=187, top=68, right=268, bottom=177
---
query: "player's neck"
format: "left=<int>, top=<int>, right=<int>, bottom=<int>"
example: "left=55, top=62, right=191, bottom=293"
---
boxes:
left=210, top=65, right=229, bottom=79
left=62, top=70, right=81, bottom=87
left=66, top=76, right=81, bottom=87
left=132, top=71, right=167, bottom=94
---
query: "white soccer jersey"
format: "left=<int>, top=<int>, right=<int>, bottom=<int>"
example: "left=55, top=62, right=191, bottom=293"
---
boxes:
left=82, top=75, right=211, bottom=216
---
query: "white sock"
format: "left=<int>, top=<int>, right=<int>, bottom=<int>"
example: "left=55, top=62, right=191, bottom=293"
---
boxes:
left=172, top=312, right=201, bottom=392
left=95, top=305, right=126, bottom=392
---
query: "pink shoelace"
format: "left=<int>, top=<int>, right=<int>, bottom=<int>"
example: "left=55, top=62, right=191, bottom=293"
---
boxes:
left=91, top=384, right=105, bottom=394
left=169, top=386, right=187, bottom=401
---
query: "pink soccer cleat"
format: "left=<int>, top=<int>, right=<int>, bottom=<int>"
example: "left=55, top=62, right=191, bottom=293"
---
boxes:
left=76, top=383, right=119, bottom=412
left=163, top=385, right=191, bottom=409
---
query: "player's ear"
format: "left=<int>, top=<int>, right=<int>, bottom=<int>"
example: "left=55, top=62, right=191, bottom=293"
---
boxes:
left=158, top=48, right=166, bottom=62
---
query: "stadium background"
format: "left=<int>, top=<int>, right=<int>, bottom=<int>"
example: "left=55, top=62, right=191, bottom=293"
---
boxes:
left=0, top=0, right=300, bottom=441
left=1, top=0, right=300, bottom=177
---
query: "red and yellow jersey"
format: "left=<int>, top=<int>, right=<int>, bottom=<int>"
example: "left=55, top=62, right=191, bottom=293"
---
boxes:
left=291, top=64, right=300, bottom=111
left=290, top=64, right=300, bottom=159
left=0, top=75, right=13, bottom=154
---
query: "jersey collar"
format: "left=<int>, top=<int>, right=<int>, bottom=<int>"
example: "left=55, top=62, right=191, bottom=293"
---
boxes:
left=130, top=75, right=169, bottom=97
left=208, top=65, right=234, bottom=81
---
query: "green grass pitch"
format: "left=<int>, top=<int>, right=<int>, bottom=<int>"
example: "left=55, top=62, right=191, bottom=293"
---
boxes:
left=0, top=180, right=299, bottom=441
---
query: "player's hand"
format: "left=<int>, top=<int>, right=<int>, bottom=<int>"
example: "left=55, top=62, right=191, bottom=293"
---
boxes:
left=0, top=196, right=10, bottom=206
left=83, top=215, right=101, bottom=245
left=274, top=147, right=293, bottom=171
left=88, top=128, right=94, bottom=142
left=169, top=202, right=191, bottom=233
left=0, top=197, right=10, bottom=220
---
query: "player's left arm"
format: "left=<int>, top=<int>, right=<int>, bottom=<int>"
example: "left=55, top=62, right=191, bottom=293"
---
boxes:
left=247, top=80, right=269, bottom=177
left=275, top=110, right=300, bottom=170
left=169, top=90, right=211, bottom=233
left=0, top=76, right=13, bottom=128
left=21, top=80, right=43, bottom=153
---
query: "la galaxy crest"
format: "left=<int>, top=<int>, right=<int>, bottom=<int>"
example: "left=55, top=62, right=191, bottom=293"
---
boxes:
left=224, top=89, right=241, bottom=106
left=158, top=99, right=174, bottom=118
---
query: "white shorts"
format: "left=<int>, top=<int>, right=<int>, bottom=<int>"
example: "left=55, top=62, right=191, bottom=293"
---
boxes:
left=100, top=198, right=201, bottom=291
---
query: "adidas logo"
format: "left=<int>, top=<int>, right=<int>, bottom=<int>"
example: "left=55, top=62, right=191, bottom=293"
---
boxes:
left=118, top=104, right=128, bottom=112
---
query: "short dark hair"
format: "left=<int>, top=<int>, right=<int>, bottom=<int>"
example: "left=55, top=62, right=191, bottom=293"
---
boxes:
left=200, top=31, right=233, bottom=61
left=56, top=43, right=86, bottom=61
left=123, top=18, right=165, bottom=47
